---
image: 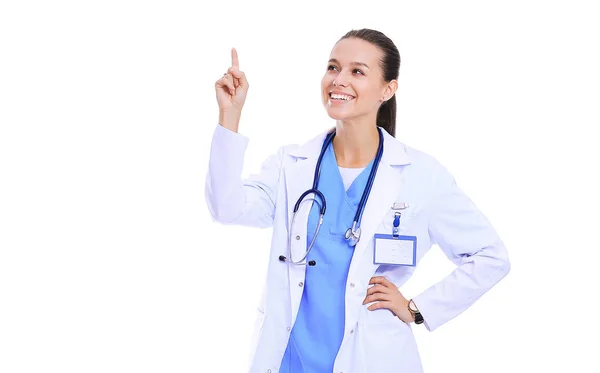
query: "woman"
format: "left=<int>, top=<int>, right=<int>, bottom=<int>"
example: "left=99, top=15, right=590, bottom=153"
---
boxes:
left=206, top=29, right=510, bottom=373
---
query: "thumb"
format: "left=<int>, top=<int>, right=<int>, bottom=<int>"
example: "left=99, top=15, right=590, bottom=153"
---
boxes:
left=228, top=67, right=249, bottom=88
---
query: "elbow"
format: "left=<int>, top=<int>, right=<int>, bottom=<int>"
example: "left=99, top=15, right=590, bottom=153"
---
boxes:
left=206, top=197, right=241, bottom=225
left=496, top=255, right=511, bottom=281
left=490, top=243, right=511, bottom=282
left=496, top=240, right=511, bottom=278
left=502, top=253, right=511, bottom=275
left=501, top=253, right=511, bottom=279
left=208, top=205, right=231, bottom=224
left=205, top=186, right=239, bottom=225
left=473, top=242, right=511, bottom=285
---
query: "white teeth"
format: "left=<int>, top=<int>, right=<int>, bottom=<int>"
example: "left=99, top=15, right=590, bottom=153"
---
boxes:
left=330, top=93, right=353, bottom=101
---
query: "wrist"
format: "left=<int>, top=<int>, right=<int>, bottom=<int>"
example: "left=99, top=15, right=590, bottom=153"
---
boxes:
left=405, top=299, right=414, bottom=323
left=218, top=110, right=241, bottom=132
left=408, top=299, right=424, bottom=325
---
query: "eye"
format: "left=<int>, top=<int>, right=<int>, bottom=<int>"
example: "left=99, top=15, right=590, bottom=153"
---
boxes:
left=327, top=65, right=338, bottom=71
left=353, top=69, right=364, bottom=75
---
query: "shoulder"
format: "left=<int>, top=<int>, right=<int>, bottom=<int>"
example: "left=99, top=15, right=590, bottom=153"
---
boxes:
left=275, top=128, right=332, bottom=163
left=391, top=139, right=456, bottom=193
left=387, top=134, right=450, bottom=177
left=405, top=144, right=447, bottom=173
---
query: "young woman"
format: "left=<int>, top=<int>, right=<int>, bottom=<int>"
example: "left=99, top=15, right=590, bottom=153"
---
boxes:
left=206, top=29, right=510, bottom=373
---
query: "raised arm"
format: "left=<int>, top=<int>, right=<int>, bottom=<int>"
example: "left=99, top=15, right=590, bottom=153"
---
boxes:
left=205, top=48, right=282, bottom=228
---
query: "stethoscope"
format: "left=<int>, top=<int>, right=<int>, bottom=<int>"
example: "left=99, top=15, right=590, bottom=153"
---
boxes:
left=279, top=127, right=384, bottom=266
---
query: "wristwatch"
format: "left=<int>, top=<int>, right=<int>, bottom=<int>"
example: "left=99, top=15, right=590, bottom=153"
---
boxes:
left=408, top=299, right=424, bottom=324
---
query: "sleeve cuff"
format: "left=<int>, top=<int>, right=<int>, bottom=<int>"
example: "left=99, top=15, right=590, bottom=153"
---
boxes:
left=215, top=122, right=249, bottom=142
left=411, top=294, right=436, bottom=332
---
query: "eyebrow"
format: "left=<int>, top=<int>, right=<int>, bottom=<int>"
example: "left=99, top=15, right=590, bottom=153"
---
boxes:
left=328, top=58, right=370, bottom=69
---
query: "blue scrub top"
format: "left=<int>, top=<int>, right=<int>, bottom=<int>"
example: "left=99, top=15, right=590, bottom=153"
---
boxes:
left=280, top=142, right=375, bottom=373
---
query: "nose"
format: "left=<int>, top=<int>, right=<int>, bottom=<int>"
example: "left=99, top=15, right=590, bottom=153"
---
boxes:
left=333, top=71, right=350, bottom=87
left=333, top=79, right=348, bottom=87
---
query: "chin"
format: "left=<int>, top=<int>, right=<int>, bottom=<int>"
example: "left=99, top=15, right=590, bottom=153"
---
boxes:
left=324, top=106, right=351, bottom=121
left=325, top=111, right=346, bottom=121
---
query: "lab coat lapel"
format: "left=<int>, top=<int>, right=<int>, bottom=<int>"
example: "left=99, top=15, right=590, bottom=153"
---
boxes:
left=348, top=129, right=412, bottom=285
left=348, top=163, right=402, bottom=277
left=283, top=129, right=331, bottom=324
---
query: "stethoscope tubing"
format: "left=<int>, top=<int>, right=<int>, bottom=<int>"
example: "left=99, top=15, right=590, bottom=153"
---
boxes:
left=282, top=127, right=384, bottom=266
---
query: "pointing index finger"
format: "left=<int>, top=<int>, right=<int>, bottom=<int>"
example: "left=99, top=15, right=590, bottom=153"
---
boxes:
left=231, top=48, right=239, bottom=69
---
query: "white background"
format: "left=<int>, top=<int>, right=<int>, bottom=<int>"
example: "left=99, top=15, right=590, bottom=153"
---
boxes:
left=1, top=0, right=599, bottom=372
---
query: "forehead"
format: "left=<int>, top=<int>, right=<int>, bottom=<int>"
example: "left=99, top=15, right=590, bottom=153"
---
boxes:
left=329, top=37, right=383, bottom=68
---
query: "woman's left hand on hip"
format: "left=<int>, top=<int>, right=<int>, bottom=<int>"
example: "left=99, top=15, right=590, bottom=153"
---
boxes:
left=363, top=276, right=414, bottom=324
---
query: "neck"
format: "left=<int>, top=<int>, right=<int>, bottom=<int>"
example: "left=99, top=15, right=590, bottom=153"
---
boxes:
left=332, top=118, right=379, bottom=168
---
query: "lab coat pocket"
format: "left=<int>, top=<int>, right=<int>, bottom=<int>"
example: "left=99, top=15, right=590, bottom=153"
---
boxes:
left=358, top=316, right=423, bottom=373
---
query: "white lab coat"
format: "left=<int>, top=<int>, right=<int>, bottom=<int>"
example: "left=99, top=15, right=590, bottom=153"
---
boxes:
left=205, top=124, right=510, bottom=373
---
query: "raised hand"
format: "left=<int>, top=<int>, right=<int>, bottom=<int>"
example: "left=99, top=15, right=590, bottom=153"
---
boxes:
left=215, top=48, right=249, bottom=130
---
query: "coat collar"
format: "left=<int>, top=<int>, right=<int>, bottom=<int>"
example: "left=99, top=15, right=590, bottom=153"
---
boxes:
left=287, top=126, right=411, bottom=166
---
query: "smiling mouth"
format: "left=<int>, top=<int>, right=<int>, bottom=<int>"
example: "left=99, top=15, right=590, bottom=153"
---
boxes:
left=329, top=93, right=355, bottom=101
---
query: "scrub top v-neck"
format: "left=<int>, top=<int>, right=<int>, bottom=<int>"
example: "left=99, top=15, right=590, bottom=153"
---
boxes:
left=279, top=142, right=375, bottom=373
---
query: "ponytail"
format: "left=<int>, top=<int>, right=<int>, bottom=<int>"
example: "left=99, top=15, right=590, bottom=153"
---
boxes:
left=377, top=96, right=396, bottom=137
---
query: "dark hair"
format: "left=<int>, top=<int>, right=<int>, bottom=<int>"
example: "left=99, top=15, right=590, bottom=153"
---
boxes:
left=339, top=29, right=401, bottom=137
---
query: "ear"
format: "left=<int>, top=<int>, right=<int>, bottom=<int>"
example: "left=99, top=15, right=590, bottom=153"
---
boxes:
left=381, top=79, right=399, bottom=102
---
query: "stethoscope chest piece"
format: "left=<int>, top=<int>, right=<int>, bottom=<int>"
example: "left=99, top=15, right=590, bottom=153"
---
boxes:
left=344, top=226, right=361, bottom=247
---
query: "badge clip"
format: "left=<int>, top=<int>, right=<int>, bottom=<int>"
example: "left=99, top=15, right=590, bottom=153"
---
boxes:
left=392, top=212, right=401, bottom=237
left=392, top=202, right=409, bottom=210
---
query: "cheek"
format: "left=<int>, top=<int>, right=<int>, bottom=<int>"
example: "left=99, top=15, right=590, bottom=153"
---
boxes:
left=321, top=77, right=331, bottom=101
left=321, top=75, right=331, bottom=90
left=358, top=84, right=383, bottom=104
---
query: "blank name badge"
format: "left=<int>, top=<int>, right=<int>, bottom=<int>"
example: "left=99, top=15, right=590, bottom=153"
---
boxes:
left=373, top=234, right=417, bottom=266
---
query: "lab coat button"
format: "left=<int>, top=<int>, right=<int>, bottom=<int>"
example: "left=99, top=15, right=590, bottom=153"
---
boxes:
left=299, top=282, right=303, bottom=287
left=350, top=329, right=354, bottom=333
left=350, top=283, right=355, bottom=288
left=295, top=235, right=300, bottom=240
left=267, top=370, right=271, bottom=373
left=286, top=326, right=291, bottom=331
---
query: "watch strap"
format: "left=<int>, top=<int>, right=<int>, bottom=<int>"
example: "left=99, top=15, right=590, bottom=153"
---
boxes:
left=408, top=299, right=424, bottom=325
